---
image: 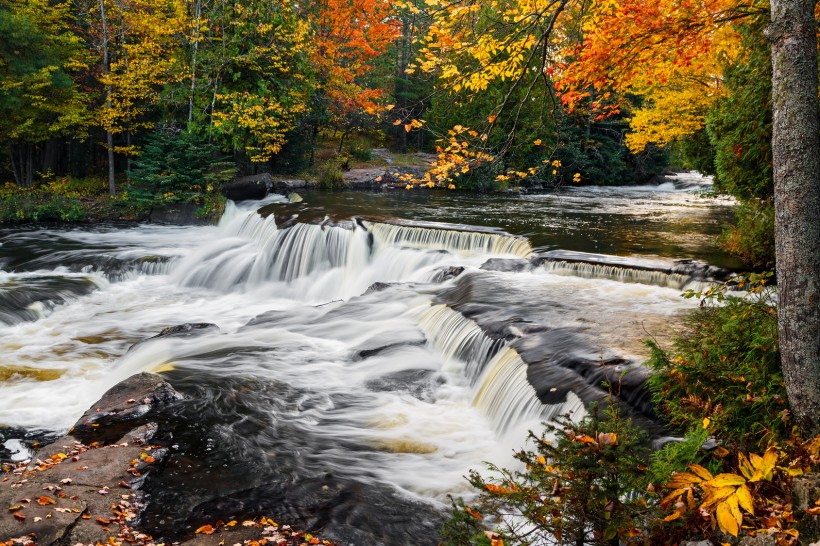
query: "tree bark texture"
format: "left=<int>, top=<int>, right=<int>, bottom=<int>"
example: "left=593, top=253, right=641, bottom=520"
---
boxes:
left=769, top=0, right=820, bottom=434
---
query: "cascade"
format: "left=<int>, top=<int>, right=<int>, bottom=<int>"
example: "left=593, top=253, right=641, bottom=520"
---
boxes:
left=472, top=347, right=585, bottom=433
left=365, top=221, right=532, bottom=257
left=417, top=304, right=503, bottom=383
left=1, top=183, right=729, bottom=544
left=538, top=260, right=710, bottom=290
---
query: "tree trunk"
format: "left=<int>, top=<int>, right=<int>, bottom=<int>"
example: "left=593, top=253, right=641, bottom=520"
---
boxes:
left=768, top=0, right=820, bottom=435
left=26, top=144, right=33, bottom=187
left=99, top=0, right=116, bottom=195
left=188, top=0, right=202, bottom=123
left=8, top=145, right=21, bottom=186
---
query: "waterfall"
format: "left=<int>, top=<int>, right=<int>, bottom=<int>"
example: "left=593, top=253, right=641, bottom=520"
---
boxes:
left=365, top=221, right=532, bottom=258
left=417, top=302, right=586, bottom=435
left=417, top=304, right=503, bottom=382
left=472, top=347, right=585, bottom=433
left=538, top=260, right=711, bottom=291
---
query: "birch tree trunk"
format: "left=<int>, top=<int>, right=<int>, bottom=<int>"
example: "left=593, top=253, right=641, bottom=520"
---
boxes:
left=768, top=0, right=820, bottom=434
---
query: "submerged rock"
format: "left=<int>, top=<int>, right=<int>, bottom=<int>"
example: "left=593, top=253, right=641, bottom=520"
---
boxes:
left=152, top=322, right=219, bottom=339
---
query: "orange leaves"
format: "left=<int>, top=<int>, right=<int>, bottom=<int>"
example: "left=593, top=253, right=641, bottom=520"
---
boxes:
left=465, top=506, right=483, bottom=520
left=485, top=483, right=514, bottom=495
left=37, top=496, right=56, bottom=506
left=195, top=524, right=216, bottom=535
left=311, top=0, right=398, bottom=124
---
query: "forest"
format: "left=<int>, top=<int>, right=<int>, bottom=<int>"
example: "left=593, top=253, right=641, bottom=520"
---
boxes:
left=2, top=0, right=820, bottom=544
left=0, top=0, right=798, bottom=270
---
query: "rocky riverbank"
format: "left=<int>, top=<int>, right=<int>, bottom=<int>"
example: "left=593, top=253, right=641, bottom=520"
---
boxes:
left=0, top=373, right=344, bottom=546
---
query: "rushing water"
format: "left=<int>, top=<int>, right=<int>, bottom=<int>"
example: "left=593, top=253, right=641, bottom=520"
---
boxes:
left=0, top=175, right=737, bottom=543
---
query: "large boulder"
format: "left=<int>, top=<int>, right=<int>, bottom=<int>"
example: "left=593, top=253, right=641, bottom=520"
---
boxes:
left=71, top=372, right=183, bottom=444
left=223, top=173, right=274, bottom=201
left=0, top=373, right=179, bottom=545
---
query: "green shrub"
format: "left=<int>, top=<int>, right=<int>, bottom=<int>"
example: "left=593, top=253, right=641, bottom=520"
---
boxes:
left=720, top=199, right=775, bottom=270
left=348, top=141, right=372, bottom=161
left=646, top=275, right=786, bottom=449
left=441, top=402, right=653, bottom=546
left=316, top=159, right=346, bottom=190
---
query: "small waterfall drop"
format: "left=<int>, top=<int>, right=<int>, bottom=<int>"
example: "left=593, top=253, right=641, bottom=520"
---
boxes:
left=417, top=304, right=502, bottom=382
left=472, top=347, right=585, bottom=432
left=366, top=221, right=532, bottom=257
left=538, top=260, right=710, bottom=291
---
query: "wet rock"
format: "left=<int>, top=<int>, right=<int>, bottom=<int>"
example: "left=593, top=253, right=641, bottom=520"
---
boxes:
left=152, top=322, right=219, bottom=339
left=737, top=535, right=776, bottom=545
left=182, top=478, right=444, bottom=546
left=71, top=372, right=183, bottom=444
left=223, top=173, right=274, bottom=201
left=431, top=266, right=465, bottom=282
left=272, top=179, right=310, bottom=192
left=793, top=474, right=820, bottom=512
left=671, top=259, right=731, bottom=282
left=480, top=258, right=531, bottom=272
left=364, top=281, right=397, bottom=295
left=793, top=474, right=820, bottom=542
left=0, top=483, right=87, bottom=545
left=0, top=422, right=169, bottom=545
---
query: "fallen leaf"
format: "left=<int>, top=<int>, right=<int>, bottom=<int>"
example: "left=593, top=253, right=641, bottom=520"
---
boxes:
left=37, top=496, right=56, bottom=506
left=196, top=524, right=216, bottom=535
left=13, top=513, right=26, bottom=521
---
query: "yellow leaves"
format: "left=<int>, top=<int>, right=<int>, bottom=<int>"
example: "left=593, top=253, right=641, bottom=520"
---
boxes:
left=716, top=496, right=740, bottom=536
left=738, top=448, right=778, bottom=482
left=663, top=445, right=785, bottom=537
left=703, top=417, right=711, bottom=429
left=706, top=473, right=747, bottom=488
left=689, top=464, right=714, bottom=481
left=533, top=138, right=542, bottom=146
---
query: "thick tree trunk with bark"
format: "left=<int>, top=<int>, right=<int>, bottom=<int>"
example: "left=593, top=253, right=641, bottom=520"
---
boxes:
left=768, top=0, right=820, bottom=435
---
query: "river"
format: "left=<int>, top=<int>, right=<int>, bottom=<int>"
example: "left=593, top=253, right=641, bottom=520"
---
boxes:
left=0, top=174, right=737, bottom=544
